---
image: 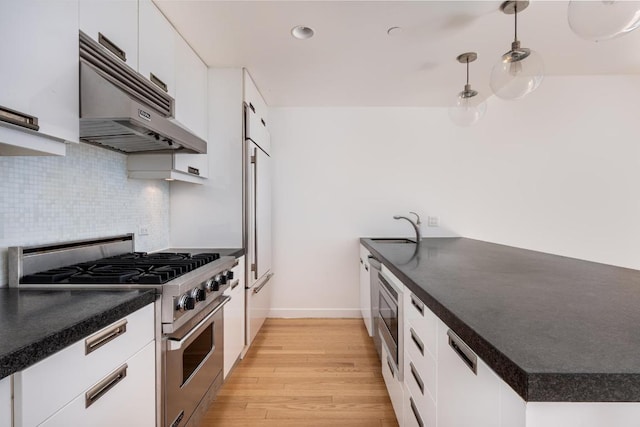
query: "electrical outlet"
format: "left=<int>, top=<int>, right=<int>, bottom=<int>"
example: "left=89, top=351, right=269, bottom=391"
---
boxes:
left=427, top=216, right=439, bottom=227
left=138, top=225, right=149, bottom=236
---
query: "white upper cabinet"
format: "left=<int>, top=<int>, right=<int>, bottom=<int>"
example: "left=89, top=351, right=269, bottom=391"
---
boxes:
left=139, top=0, right=176, bottom=97
left=174, top=35, right=208, bottom=140
left=79, top=0, right=139, bottom=70
left=0, top=0, right=79, bottom=155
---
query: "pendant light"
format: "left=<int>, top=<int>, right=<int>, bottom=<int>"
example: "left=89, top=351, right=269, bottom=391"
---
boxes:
left=490, top=0, right=544, bottom=100
left=568, top=1, right=640, bottom=42
left=448, top=52, right=487, bottom=127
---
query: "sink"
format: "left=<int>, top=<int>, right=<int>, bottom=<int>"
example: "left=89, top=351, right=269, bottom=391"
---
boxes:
left=370, top=238, right=416, bottom=244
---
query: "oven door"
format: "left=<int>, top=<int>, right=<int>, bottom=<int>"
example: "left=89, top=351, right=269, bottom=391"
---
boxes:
left=378, top=274, right=399, bottom=366
left=165, top=296, right=229, bottom=427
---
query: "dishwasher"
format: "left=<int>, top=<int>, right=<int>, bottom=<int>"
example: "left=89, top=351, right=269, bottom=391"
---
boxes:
left=369, top=255, right=382, bottom=359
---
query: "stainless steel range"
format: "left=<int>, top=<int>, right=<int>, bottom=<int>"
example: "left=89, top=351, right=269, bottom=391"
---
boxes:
left=8, top=234, right=236, bottom=427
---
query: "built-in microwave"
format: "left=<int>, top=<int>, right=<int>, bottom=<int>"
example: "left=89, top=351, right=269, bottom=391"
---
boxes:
left=377, top=272, right=402, bottom=379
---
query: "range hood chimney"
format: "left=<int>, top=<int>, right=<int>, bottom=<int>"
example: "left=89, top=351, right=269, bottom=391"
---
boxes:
left=79, top=31, right=206, bottom=155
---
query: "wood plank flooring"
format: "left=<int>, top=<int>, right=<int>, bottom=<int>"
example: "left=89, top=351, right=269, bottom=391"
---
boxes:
left=200, top=318, right=398, bottom=427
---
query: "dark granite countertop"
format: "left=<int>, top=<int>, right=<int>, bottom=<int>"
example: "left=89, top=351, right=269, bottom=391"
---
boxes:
left=0, top=289, right=156, bottom=379
left=361, top=237, right=640, bottom=402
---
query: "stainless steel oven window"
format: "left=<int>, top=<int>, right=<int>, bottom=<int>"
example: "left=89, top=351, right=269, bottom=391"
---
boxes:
left=378, top=275, right=399, bottom=343
left=182, top=325, right=214, bottom=385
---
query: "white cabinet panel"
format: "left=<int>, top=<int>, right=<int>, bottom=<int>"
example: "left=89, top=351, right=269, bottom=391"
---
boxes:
left=243, top=70, right=270, bottom=154
left=139, top=0, right=176, bottom=97
left=437, top=321, right=500, bottom=427
left=0, top=0, right=79, bottom=149
left=224, top=256, right=246, bottom=378
left=174, top=35, right=208, bottom=141
left=527, top=402, right=640, bottom=427
left=255, top=142, right=272, bottom=281
left=40, top=341, right=155, bottom=427
left=79, top=0, right=138, bottom=69
left=0, top=375, right=10, bottom=427
left=14, top=304, right=154, bottom=427
left=359, top=245, right=373, bottom=336
left=246, top=274, right=273, bottom=345
left=382, top=342, right=404, bottom=425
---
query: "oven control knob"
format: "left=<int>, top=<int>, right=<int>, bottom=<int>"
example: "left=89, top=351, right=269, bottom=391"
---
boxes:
left=207, top=277, right=220, bottom=292
left=226, top=270, right=234, bottom=280
left=177, top=294, right=196, bottom=311
left=219, top=272, right=228, bottom=285
left=191, top=288, right=206, bottom=302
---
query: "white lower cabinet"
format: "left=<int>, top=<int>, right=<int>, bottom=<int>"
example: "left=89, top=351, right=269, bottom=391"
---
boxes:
left=224, top=256, right=246, bottom=378
left=382, top=343, right=404, bottom=425
left=0, top=375, right=11, bottom=427
left=14, top=304, right=155, bottom=427
left=359, top=245, right=373, bottom=336
left=39, top=341, right=155, bottom=427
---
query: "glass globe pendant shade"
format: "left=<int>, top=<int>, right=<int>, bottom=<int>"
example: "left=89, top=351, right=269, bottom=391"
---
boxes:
left=490, top=42, right=544, bottom=100
left=448, top=86, right=487, bottom=126
left=568, top=0, right=640, bottom=42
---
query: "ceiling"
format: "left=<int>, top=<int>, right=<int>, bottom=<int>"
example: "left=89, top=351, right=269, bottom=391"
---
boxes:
left=154, top=1, right=640, bottom=107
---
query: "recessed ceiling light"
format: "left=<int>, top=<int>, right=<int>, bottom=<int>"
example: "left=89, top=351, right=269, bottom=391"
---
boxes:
left=387, top=26, right=403, bottom=36
left=291, top=26, right=314, bottom=40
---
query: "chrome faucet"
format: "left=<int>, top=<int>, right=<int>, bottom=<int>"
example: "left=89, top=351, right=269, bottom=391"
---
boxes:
left=393, top=211, right=422, bottom=244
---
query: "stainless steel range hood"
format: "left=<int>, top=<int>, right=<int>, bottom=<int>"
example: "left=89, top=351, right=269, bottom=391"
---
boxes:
left=79, top=31, right=206, bottom=154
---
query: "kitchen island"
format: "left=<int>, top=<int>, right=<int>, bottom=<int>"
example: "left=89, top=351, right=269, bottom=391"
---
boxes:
left=0, top=288, right=156, bottom=379
left=362, top=237, right=640, bottom=402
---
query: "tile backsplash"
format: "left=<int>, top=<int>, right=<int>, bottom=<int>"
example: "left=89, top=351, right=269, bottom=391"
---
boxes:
left=0, top=142, right=170, bottom=286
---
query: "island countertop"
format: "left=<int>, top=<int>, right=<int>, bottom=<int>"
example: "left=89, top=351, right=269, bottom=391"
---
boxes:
left=361, top=237, right=640, bottom=402
left=0, top=289, right=156, bottom=379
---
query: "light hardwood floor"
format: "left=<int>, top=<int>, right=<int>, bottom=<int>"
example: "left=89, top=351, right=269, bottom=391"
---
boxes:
left=201, top=318, right=398, bottom=427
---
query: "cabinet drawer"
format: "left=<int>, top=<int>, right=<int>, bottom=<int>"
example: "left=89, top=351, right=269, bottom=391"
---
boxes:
left=405, top=345, right=437, bottom=404
left=40, top=341, right=155, bottom=427
left=14, top=304, right=154, bottom=427
left=382, top=343, right=404, bottom=425
left=404, top=290, right=438, bottom=360
left=404, top=382, right=436, bottom=427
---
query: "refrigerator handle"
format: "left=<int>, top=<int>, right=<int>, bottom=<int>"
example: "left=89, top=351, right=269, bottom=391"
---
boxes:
left=253, top=147, right=258, bottom=280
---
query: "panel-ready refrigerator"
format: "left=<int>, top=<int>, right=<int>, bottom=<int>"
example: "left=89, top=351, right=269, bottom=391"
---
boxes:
left=244, top=103, right=273, bottom=346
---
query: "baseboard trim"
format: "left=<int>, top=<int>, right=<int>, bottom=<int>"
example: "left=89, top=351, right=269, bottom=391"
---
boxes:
left=268, top=308, right=361, bottom=318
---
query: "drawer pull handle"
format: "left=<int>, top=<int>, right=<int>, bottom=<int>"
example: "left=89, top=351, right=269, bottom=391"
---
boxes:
left=410, top=362, right=424, bottom=395
left=386, top=356, right=395, bottom=379
left=230, top=278, right=240, bottom=290
left=150, top=72, right=168, bottom=92
left=411, top=294, right=425, bottom=316
left=249, top=102, right=255, bottom=113
left=360, top=258, right=363, bottom=264
left=410, top=397, right=424, bottom=427
left=187, top=166, right=200, bottom=176
left=85, top=363, right=128, bottom=408
left=365, top=264, right=369, bottom=272
left=447, top=329, right=477, bottom=375
left=85, top=319, right=127, bottom=355
left=98, top=32, right=126, bottom=62
left=410, top=328, right=424, bottom=356
left=0, top=105, right=39, bottom=131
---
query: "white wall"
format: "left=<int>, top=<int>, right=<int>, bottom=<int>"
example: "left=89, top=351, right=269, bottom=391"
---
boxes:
left=0, top=142, right=170, bottom=286
left=268, top=75, right=640, bottom=317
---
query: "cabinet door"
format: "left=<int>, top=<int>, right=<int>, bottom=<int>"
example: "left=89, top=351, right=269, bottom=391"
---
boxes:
left=79, top=0, right=138, bottom=70
left=224, top=256, right=246, bottom=378
left=360, top=245, right=373, bottom=336
left=382, top=342, right=404, bottom=425
left=437, top=321, right=500, bottom=427
left=139, top=0, right=176, bottom=97
left=0, top=375, right=10, bottom=427
left=174, top=34, right=208, bottom=140
left=0, top=0, right=79, bottom=144
left=255, top=142, right=272, bottom=281
left=39, top=341, right=155, bottom=427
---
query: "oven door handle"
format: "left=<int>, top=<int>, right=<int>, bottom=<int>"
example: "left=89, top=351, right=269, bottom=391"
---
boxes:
left=168, top=296, right=230, bottom=351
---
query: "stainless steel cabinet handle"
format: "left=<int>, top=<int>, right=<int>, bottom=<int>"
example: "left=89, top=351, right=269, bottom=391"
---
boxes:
left=150, top=72, right=168, bottom=93
left=85, top=319, right=127, bottom=355
left=230, top=279, right=240, bottom=290
left=386, top=356, right=395, bottom=379
left=411, top=294, right=425, bottom=316
left=169, top=296, right=229, bottom=350
left=98, top=32, right=126, bottom=62
left=85, top=363, right=127, bottom=408
left=409, top=362, right=424, bottom=395
left=410, top=328, right=424, bottom=356
left=447, top=329, right=477, bottom=375
left=409, top=397, right=424, bottom=427
left=0, top=105, right=39, bottom=131
left=253, top=273, right=273, bottom=294
left=253, top=147, right=258, bottom=280
left=365, top=264, right=369, bottom=272
left=360, top=258, right=363, bottom=264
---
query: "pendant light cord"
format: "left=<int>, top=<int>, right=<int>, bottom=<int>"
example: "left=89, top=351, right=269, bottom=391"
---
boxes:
left=466, top=58, right=470, bottom=85
left=514, top=4, right=519, bottom=42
